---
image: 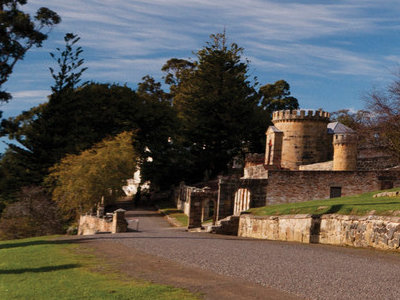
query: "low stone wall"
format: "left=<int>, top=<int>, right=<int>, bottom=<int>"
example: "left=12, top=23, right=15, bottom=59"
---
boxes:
left=320, top=214, right=400, bottom=250
left=299, top=160, right=333, bottom=171
left=238, top=214, right=317, bottom=243
left=78, top=209, right=127, bottom=235
left=243, top=164, right=268, bottom=179
left=238, top=213, right=400, bottom=251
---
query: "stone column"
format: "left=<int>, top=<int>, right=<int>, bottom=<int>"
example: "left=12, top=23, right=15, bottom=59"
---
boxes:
left=188, top=192, right=202, bottom=229
left=112, top=208, right=127, bottom=233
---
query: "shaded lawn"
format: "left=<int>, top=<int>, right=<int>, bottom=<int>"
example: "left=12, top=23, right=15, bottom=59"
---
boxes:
left=157, top=201, right=188, bottom=227
left=0, top=236, right=198, bottom=299
left=159, top=208, right=188, bottom=227
left=249, top=188, right=400, bottom=217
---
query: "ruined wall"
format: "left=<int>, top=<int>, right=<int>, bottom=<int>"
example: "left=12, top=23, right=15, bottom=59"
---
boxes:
left=188, top=190, right=217, bottom=229
left=243, top=164, right=269, bottom=178
left=238, top=214, right=318, bottom=243
left=238, top=213, right=400, bottom=251
left=299, top=161, right=333, bottom=171
left=319, top=214, right=400, bottom=250
left=78, top=209, right=127, bottom=235
left=218, top=177, right=268, bottom=219
left=266, top=170, right=400, bottom=205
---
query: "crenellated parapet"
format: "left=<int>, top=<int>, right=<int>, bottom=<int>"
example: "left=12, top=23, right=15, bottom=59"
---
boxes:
left=332, top=133, right=357, bottom=145
left=272, top=109, right=330, bottom=122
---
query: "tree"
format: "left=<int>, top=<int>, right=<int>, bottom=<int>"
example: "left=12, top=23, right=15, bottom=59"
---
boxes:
left=163, top=32, right=261, bottom=181
left=0, top=1, right=60, bottom=102
left=259, top=80, right=299, bottom=113
left=365, top=76, right=400, bottom=161
left=47, top=131, right=137, bottom=219
left=135, top=75, right=189, bottom=190
left=49, top=33, right=87, bottom=94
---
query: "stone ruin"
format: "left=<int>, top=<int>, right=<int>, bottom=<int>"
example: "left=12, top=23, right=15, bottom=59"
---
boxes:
left=177, top=109, right=400, bottom=231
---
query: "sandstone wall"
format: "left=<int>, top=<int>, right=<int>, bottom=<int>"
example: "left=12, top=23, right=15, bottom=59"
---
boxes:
left=266, top=170, right=400, bottom=205
left=299, top=161, right=333, bottom=171
left=319, top=214, right=400, bottom=250
left=243, top=164, right=268, bottom=179
left=239, top=214, right=317, bottom=243
left=78, top=209, right=127, bottom=235
left=238, top=214, right=400, bottom=251
left=78, top=215, right=113, bottom=235
left=272, top=110, right=331, bottom=170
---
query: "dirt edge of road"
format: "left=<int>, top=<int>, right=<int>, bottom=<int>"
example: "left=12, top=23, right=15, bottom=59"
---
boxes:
left=76, top=238, right=302, bottom=300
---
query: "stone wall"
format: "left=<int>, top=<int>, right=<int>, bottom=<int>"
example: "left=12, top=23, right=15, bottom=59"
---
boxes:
left=243, top=164, right=268, bottom=178
left=188, top=190, right=217, bottom=229
left=238, top=214, right=318, bottom=243
left=78, top=209, right=127, bottom=235
left=319, top=214, right=400, bottom=250
left=238, top=213, right=400, bottom=251
left=299, top=161, right=333, bottom=171
left=266, top=170, right=400, bottom=205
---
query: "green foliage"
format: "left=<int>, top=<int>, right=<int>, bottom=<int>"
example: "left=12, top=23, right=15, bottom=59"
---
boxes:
left=248, top=187, right=400, bottom=217
left=49, top=33, right=88, bottom=94
left=0, top=186, right=63, bottom=240
left=163, top=32, right=262, bottom=181
left=0, top=1, right=60, bottom=102
left=0, top=236, right=198, bottom=299
left=259, top=80, right=299, bottom=113
left=48, top=131, right=137, bottom=219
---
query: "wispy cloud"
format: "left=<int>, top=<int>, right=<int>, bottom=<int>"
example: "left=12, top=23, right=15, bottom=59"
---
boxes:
left=4, top=0, right=398, bottom=116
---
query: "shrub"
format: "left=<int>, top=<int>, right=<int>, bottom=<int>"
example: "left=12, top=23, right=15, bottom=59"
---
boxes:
left=0, top=186, right=63, bottom=240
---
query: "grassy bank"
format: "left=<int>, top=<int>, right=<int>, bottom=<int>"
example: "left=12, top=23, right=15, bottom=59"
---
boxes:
left=0, top=236, right=197, bottom=299
left=159, top=208, right=188, bottom=227
left=249, top=188, right=400, bottom=217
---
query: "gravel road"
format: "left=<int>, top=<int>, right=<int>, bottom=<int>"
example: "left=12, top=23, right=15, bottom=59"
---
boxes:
left=81, top=208, right=400, bottom=300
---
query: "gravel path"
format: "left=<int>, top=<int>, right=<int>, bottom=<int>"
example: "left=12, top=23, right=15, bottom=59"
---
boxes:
left=80, top=208, right=400, bottom=300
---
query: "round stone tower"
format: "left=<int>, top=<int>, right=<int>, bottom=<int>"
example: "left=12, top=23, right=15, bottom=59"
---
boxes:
left=271, top=109, right=331, bottom=170
left=332, top=129, right=357, bottom=171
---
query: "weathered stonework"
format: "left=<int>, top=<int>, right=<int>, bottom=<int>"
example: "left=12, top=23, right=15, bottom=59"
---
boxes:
left=238, top=214, right=318, bottom=243
left=320, top=214, right=400, bottom=250
left=271, top=110, right=331, bottom=170
left=238, top=213, right=400, bottom=251
left=78, top=209, right=127, bottom=235
left=266, top=170, right=400, bottom=205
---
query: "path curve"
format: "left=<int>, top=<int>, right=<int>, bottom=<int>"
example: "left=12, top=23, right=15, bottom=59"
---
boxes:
left=75, top=208, right=400, bottom=300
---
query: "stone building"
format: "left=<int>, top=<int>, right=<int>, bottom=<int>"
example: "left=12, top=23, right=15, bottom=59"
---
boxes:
left=176, top=109, right=400, bottom=229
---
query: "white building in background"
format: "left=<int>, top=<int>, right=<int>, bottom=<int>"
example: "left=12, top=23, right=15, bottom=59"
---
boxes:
left=122, top=168, right=150, bottom=197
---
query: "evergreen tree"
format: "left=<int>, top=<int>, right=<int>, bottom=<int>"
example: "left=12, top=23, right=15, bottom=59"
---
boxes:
left=163, top=32, right=261, bottom=181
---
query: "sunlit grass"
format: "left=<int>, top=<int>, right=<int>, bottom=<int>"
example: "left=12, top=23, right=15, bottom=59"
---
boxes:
left=0, top=236, right=198, bottom=299
left=249, top=188, right=400, bottom=217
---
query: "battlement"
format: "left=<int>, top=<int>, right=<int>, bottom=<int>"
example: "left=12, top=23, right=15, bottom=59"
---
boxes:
left=333, top=133, right=357, bottom=145
left=272, top=109, right=330, bottom=122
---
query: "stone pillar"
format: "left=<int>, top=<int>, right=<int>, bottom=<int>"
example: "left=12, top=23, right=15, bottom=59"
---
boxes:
left=188, top=192, right=202, bottom=229
left=112, top=208, right=127, bottom=233
left=265, top=126, right=283, bottom=168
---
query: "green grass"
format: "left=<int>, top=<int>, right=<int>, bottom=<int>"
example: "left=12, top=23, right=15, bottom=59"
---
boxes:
left=249, top=187, right=400, bottom=217
left=0, top=236, right=198, bottom=300
left=159, top=208, right=188, bottom=227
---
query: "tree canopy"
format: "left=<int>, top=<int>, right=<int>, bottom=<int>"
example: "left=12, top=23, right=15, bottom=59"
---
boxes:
left=0, top=0, right=60, bottom=102
left=161, top=32, right=264, bottom=181
left=48, top=131, right=137, bottom=219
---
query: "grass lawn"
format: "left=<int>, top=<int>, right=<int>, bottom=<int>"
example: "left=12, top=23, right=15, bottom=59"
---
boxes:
left=157, top=201, right=188, bottom=227
left=0, top=236, right=198, bottom=300
left=249, top=188, right=400, bottom=217
left=159, top=208, right=188, bottom=227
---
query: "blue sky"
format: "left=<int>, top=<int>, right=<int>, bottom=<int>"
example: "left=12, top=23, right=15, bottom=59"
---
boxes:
left=1, top=0, right=400, bottom=151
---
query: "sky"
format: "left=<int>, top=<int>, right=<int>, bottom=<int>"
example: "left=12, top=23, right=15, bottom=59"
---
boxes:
left=1, top=0, right=400, bottom=152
